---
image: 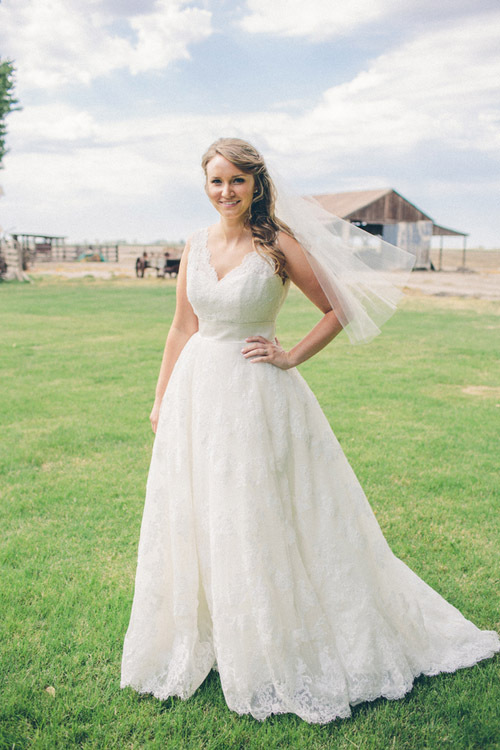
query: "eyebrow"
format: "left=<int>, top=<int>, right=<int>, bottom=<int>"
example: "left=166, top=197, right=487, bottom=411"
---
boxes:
left=210, top=173, right=247, bottom=178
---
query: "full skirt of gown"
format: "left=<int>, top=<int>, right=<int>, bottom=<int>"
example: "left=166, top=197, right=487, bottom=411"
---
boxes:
left=120, top=228, right=499, bottom=723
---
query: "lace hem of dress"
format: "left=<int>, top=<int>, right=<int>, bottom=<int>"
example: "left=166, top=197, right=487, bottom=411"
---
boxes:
left=121, top=634, right=499, bottom=724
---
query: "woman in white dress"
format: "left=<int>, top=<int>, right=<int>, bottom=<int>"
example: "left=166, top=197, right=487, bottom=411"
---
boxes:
left=121, top=138, right=499, bottom=723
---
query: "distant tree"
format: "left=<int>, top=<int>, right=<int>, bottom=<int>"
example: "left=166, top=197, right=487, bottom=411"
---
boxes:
left=0, top=59, right=19, bottom=169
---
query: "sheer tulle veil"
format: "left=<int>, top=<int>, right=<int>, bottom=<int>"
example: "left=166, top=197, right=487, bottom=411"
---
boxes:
left=269, top=167, right=416, bottom=344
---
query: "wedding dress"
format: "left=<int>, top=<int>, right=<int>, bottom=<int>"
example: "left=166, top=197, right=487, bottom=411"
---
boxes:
left=121, top=227, right=499, bottom=723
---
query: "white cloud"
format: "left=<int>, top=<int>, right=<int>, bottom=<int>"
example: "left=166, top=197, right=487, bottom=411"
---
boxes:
left=0, top=0, right=213, bottom=89
left=238, top=0, right=500, bottom=40
left=129, top=1, right=212, bottom=74
left=239, top=0, right=395, bottom=39
left=256, top=11, right=500, bottom=176
left=11, top=104, right=99, bottom=147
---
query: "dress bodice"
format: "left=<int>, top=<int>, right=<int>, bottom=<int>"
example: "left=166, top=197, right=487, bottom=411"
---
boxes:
left=187, top=227, right=289, bottom=342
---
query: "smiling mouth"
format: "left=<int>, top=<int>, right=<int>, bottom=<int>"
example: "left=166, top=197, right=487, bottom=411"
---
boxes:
left=219, top=200, right=239, bottom=206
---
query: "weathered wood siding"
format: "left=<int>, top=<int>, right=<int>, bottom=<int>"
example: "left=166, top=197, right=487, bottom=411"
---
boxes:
left=345, top=191, right=431, bottom=224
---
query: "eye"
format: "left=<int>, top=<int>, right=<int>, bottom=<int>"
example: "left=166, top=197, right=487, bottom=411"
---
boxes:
left=211, top=178, right=222, bottom=184
left=233, top=177, right=245, bottom=184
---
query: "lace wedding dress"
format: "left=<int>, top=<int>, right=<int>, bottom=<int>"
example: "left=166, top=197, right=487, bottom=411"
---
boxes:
left=121, top=227, right=499, bottom=723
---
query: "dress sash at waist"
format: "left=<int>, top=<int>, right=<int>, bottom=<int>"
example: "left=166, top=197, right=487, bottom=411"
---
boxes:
left=197, top=319, right=275, bottom=342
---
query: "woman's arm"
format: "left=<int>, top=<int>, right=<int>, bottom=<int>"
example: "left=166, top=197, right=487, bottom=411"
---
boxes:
left=150, top=241, right=198, bottom=432
left=242, top=232, right=343, bottom=369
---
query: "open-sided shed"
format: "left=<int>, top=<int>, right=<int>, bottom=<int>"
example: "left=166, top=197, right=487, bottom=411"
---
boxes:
left=312, top=188, right=467, bottom=269
left=11, top=233, right=67, bottom=263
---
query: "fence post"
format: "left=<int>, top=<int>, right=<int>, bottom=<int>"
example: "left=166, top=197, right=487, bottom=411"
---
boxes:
left=14, top=239, right=31, bottom=282
left=461, top=236, right=467, bottom=269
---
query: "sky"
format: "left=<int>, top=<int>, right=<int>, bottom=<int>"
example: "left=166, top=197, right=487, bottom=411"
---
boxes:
left=0, top=0, right=499, bottom=247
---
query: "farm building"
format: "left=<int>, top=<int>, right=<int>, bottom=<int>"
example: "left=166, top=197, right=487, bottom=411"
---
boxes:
left=312, top=188, right=467, bottom=270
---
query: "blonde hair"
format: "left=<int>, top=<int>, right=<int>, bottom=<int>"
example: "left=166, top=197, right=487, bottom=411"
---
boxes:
left=201, top=137, right=293, bottom=281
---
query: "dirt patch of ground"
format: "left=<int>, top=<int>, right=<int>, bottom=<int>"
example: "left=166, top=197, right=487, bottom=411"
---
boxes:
left=461, top=385, right=500, bottom=397
left=404, top=270, right=500, bottom=301
left=27, top=261, right=500, bottom=301
left=29, top=261, right=135, bottom=281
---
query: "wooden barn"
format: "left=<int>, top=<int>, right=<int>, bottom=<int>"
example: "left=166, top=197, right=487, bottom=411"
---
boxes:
left=312, top=188, right=467, bottom=269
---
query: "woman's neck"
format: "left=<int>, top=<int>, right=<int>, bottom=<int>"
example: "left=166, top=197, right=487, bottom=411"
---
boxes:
left=217, top=217, right=251, bottom=244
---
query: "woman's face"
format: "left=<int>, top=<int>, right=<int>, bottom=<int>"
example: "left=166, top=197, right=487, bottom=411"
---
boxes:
left=205, top=154, right=255, bottom=221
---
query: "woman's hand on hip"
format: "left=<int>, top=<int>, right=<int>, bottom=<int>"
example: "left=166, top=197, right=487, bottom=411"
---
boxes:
left=241, top=336, right=294, bottom=370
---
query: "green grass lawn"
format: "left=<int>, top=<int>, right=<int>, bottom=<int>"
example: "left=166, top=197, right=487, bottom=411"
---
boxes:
left=1, top=276, right=499, bottom=750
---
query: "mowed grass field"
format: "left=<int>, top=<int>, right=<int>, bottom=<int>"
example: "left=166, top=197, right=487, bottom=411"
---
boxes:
left=1, top=276, right=499, bottom=750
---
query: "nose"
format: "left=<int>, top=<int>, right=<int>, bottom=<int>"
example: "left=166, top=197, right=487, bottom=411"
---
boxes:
left=221, top=182, right=234, bottom=198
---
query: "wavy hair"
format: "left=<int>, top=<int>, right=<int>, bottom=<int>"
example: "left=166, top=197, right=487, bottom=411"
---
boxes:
left=201, top=137, right=293, bottom=281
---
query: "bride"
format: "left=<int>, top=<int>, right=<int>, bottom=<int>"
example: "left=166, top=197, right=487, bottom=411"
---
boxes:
left=121, top=137, right=499, bottom=723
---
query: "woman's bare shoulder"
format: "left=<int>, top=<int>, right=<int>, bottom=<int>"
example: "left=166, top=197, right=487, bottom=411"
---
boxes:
left=277, top=229, right=307, bottom=261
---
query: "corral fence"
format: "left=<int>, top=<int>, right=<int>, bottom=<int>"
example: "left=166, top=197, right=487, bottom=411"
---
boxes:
left=6, top=234, right=119, bottom=263
left=69, top=244, right=119, bottom=262
left=0, top=235, right=120, bottom=279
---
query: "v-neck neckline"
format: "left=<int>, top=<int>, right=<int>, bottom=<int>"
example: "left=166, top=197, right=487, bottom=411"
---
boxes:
left=204, top=227, right=257, bottom=283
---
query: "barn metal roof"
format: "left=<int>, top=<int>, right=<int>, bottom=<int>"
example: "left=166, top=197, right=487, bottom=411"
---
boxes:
left=311, top=188, right=395, bottom=219
left=432, top=224, right=468, bottom=237
left=310, top=188, right=466, bottom=236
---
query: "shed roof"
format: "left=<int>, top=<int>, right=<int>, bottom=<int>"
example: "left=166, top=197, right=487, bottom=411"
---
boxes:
left=432, top=224, right=468, bottom=237
left=310, top=188, right=466, bottom=236
left=311, top=188, right=432, bottom=223
left=11, top=233, right=67, bottom=240
left=312, top=188, right=394, bottom=219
